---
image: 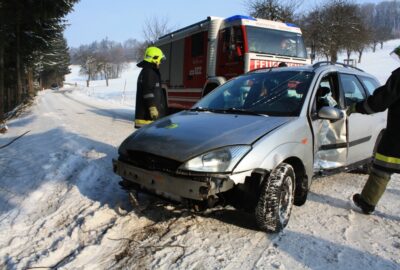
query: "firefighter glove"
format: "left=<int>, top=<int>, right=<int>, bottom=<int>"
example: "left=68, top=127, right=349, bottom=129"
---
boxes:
left=346, top=103, right=357, bottom=116
left=149, top=106, right=159, bottom=120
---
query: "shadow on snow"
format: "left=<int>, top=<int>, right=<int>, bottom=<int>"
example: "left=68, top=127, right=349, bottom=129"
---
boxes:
left=308, top=191, right=400, bottom=222
left=0, top=127, right=129, bottom=215
left=60, top=90, right=135, bottom=123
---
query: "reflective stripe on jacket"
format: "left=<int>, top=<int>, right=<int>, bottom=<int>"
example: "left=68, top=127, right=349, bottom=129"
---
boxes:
left=134, top=119, right=153, bottom=128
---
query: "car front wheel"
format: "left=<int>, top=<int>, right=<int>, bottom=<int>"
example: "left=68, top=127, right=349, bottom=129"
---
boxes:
left=255, top=163, right=295, bottom=232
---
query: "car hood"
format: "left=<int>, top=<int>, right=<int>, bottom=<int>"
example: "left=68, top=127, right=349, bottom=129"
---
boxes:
left=121, top=111, right=293, bottom=162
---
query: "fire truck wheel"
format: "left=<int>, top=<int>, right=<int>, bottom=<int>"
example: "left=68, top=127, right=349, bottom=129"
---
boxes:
left=203, top=84, right=218, bottom=97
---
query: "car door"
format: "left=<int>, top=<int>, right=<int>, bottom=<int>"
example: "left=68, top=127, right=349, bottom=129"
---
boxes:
left=311, top=72, right=348, bottom=172
left=339, top=73, right=374, bottom=164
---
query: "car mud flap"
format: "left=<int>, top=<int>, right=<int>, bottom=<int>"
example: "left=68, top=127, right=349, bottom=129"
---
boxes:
left=313, top=118, right=347, bottom=170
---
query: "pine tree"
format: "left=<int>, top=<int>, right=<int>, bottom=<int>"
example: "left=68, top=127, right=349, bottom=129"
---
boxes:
left=0, top=0, right=79, bottom=121
left=38, top=33, right=71, bottom=89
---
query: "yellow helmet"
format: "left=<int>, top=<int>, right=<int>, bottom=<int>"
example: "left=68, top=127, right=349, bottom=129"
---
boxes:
left=144, top=46, right=165, bottom=65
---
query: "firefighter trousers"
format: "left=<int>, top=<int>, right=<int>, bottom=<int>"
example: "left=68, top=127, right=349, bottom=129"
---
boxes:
left=361, top=168, right=391, bottom=206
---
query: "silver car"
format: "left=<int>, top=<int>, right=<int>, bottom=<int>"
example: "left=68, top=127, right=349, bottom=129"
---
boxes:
left=113, top=62, right=387, bottom=232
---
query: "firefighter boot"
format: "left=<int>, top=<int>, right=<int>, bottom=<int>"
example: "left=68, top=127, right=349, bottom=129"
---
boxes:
left=353, top=194, right=375, bottom=214
left=354, top=170, right=391, bottom=214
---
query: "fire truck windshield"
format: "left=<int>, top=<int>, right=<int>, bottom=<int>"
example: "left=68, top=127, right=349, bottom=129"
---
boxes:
left=246, top=26, right=307, bottom=59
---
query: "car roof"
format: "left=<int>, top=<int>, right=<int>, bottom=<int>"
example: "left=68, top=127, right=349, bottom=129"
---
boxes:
left=246, top=61, right=375, bottom=79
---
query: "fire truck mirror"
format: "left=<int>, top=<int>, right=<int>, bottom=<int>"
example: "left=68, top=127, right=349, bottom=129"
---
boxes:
left=235, top=45, right=243, bottom=57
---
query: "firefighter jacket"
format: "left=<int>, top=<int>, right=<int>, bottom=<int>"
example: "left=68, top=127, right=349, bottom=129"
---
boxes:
left=356, top=67, right=400, bottom=173
left=134, top=61, right=167, bottom=128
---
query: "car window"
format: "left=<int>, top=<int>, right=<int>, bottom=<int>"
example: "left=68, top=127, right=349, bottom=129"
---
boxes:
left=339, top=74, right=366, bottom=106
left=358, top=76, right=380, bottom=95
left=195, top=71, right=314, bottom=116
left=314, top=73, right=339, bottom=111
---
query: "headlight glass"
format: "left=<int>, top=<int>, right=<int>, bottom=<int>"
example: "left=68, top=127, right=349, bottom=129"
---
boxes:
left=179, top=145, right=251, bottom=173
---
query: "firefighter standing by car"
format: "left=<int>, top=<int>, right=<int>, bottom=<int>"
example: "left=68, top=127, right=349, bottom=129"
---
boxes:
left=348, top=45, right=400, bottom=214
left=134, top=46, right=167, bottom=128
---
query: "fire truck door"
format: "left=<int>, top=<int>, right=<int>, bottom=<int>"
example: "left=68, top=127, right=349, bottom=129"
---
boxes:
left=216, top=26, right=244, bottom=79
left=184, top=31, right=208, bottom=88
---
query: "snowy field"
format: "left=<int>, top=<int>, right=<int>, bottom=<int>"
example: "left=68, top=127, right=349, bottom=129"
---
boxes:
left=64, top=62, right=140, bottom=107
left=0, top=40, right=399, bottom=269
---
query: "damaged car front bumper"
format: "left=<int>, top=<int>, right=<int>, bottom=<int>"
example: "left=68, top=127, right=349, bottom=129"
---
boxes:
left=112, top=159, right=235, bottom=201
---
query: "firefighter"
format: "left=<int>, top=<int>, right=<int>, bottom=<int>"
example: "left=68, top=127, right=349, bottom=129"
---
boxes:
left=134, top=46, right=166, bottom=128
left=347, top=45, right=400, bottom=214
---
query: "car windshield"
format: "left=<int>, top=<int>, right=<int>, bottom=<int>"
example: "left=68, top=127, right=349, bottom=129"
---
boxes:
left=246, top=26, right=307, bottom=58
left=194, top=70, right=314, bottom=116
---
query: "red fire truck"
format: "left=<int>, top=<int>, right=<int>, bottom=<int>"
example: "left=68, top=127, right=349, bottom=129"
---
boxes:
left=155, top=15, right=311, bottom=110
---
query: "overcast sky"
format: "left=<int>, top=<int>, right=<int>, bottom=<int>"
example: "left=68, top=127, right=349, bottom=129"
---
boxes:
left=64, top=0, right=385, bottom=48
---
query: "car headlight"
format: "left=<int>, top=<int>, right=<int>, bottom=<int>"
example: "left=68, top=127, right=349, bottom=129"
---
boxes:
left=179, top=145, right=251, bottom=173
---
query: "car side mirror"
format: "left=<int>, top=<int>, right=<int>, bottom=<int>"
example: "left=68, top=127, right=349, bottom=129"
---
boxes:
left=317, top=106, right=344, bottom=121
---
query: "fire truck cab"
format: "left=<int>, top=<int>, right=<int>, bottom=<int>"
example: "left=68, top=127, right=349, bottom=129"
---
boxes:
left=155, top=15, right=311, bottom=110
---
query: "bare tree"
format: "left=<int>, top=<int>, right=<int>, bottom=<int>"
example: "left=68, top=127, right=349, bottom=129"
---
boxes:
left=359, top=3, right=392, bottom=53
left=74, top=39, right=129, bottom=87
left=70, top=17, right=175, bottom=73
left=343, top=5, right=371, bottom=63
left=123, top=39, right=141, bottom=61
left=75, top=43, right=99, bottom=87
left=301, top=0, right=367, bottom=63
left=135, top=16, right=174, bottom=62
left=110, top=46, right=126, bottom=78
left=131, top=41, right=148, bottom=62
left=142, top=16, right=173, bottom=44
left=375, top=1, right=400, bottom=38
left=246, top=0, right=303, bottom=22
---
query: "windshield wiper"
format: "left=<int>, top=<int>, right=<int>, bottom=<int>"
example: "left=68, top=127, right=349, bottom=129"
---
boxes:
left=216, top=108, right=266, bottom=116
left=189, top=107, right=213, bottom=112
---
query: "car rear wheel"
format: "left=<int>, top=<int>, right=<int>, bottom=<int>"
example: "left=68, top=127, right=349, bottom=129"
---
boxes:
left=255, top=163, right=295, bottom=232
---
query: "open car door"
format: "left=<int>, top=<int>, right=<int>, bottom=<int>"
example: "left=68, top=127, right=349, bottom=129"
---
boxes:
left=311, top=72, right=348, bottom=172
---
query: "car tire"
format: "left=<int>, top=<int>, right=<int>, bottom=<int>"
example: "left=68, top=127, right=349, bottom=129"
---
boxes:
left=255, top=163, right=295, bottom=233
left=294, top=184, right=308, bottom=206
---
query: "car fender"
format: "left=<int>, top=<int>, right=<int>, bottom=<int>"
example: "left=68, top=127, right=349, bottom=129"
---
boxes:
left=232, top=142, right=312, bottom=187
left=258, top=142, right=311, bottom=178
left=233, top=117, right=313, bottom=184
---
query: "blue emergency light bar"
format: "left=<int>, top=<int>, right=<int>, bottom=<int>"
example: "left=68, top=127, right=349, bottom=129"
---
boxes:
left=224, top=15, right=257, bottom=22
left=285, top=23, right=299, bottom=28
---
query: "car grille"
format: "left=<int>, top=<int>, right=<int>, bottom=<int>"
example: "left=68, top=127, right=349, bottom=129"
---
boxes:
left=120, top=150, right=182, bottom=173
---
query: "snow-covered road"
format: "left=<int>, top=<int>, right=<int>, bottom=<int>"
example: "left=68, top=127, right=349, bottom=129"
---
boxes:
left=0, top=89, right=399, bottom=269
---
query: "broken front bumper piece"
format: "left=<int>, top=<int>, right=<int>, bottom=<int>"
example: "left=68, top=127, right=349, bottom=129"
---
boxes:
left=112, top=159, right=235, bottom=201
